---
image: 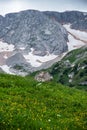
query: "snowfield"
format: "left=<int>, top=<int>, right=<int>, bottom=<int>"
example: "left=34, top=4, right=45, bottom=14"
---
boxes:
left=19, top=47, right=26, bottom=50
left=64, top=24, right=87, bottom=41
left=67, top=34, right=85, bottom=51
left=4, top=54, right=8, bottom=59
left=23, top=48, right=57, bottom=67
left=0, top=41, right=14, bottom=52
left=63, top=24, right=86, bottom=51
left=0, top=65, right=14, bottom=74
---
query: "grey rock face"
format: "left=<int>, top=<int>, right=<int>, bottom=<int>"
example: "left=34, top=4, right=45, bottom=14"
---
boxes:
left=6, top=53, right=27, bottom=66
left=44, top=11, right=87, bottom=31
left=71, top=19, right=87, bottom=31
left=0, top=10, right=68, bottom=56
left=6, top=53, right=34, bottom=75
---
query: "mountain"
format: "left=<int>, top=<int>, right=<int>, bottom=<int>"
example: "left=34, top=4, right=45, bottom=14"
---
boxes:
left=0, top=10, right=68, bottom=55
left=0, top=10, right=87, bottom=75
left=44, top=11, right=87, bottom=49
left=0, top=10, right=68, bottom=75
left=48, top=46, right=87, bottom=90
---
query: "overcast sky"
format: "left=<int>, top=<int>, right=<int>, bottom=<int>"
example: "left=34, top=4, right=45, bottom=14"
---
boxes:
left=0, top=0, right=87, bottom=15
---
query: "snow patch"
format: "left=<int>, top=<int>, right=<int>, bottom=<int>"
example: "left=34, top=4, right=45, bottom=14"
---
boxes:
left=0, top=41, right=14, bottom=52
left=67, top=34, right=85, bottom=51
left=63, top=24, right=86, bottom=51
left=45, top=29, right=51, bottom=35
left=19, top=47, right=25, bottom=50
left=23, top=48, right=57, bottom=67
left=0, top=65, right=14, bottom=74
left=63, top=24, right=87, bottom=41
left=4, top=54, right=8, bottom=59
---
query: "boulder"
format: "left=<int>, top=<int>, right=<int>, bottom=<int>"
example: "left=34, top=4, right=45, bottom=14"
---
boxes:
left=35, top=71, right=53, bottom=82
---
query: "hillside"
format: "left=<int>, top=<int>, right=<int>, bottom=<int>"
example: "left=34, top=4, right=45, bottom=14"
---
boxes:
left=0, top=73, right=87, bottom=130
left=49, top=46, right=87, bottom=90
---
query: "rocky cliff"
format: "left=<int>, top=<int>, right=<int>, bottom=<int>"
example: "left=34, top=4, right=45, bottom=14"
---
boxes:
left=0, top=10, right=68, bottom=55
left=0, top=10, right=68, bottom=75
left=0, top=10, right=87, bottom=75
left=44, top=11, right=87, bottom=31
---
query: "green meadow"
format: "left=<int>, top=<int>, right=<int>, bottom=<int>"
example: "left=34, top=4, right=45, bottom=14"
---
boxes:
left=0, top=74, right=87, bottom=130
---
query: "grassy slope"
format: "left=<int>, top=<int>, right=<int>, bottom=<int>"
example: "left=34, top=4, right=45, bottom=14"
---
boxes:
left=0, top=74, right=87, bottom=130
left=49, top=46, right=87, bottom=90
